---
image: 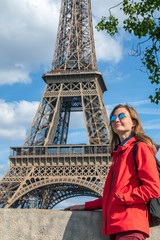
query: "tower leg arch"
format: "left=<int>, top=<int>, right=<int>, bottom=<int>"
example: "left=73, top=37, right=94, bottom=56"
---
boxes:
left=5, top=177, right=103, bottom=209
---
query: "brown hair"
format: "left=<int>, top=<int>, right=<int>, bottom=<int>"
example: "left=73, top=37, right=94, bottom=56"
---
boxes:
left=110, top=104, right=155, bottom=154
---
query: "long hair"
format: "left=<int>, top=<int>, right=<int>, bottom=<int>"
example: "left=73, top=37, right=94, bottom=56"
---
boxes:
left=110, top=104, right=155, bottom=154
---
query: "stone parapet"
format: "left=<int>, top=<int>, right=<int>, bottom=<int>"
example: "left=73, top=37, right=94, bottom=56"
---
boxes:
left=0, top=209, right=159, bottom=240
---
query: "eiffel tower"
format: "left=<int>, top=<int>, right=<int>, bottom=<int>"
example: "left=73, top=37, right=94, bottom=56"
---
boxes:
left=0, top=0, right=111, bottom=209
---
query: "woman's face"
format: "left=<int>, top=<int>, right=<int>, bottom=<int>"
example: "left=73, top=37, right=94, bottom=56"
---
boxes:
left=110, top=107, right=136, bottom=140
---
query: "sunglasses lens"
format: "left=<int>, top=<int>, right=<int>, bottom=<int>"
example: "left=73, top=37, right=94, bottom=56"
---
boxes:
left=110, top=115, right=116, bottom=122
left=119, top=113, right=125, bottom=119
left=110, top=113, right=125, bottom=122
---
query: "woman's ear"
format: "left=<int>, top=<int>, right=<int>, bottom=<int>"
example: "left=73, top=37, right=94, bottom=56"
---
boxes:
left=132, top=119, right=137, bottom=128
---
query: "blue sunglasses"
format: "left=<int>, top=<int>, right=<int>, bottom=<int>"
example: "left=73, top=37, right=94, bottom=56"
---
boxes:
left=110, top=113, right=125, bottom=122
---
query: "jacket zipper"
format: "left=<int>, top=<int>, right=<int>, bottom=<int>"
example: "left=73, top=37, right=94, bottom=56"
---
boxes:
left=105, top=151, right=120, bottom=232
left=109, top=151, right=120, bottom=193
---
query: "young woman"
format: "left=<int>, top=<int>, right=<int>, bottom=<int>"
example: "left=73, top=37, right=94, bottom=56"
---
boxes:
left=65, top=104, right=160, bottom=240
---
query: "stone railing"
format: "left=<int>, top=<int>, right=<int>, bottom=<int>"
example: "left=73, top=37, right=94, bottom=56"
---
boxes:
left=0, top=209, right=159, bottom=240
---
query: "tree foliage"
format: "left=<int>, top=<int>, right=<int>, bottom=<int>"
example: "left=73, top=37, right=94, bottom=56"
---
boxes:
left=96, top=0, right=160, bottom=104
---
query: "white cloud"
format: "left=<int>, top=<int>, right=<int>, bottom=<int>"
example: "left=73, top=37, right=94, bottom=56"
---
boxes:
left=135, top=107, right=160, bottom=115
left=69, top=112, right=85, bottom=129
left=126, top=100, right=151, bottom=107
left=105, top=100, right=160, bottom=118
left=92, top=2, right=124, bottom=64
left=92, top=0, right=124, bottom=22
left=143, top=120, right=160, bottom=130
left=92, top=0, right=138, bottom=63
left=0, top=99, right=39, bottom=140
left=0, top=0, right=126, bottom=86
left=0, top=0, right=60, bottom=85
left=105, top=100, right=151, bottom=111
left=94, top=30, right=123, bottom=63
left=102, top=66, right=129, bottom=83
left=0, top=67, right=31, bottom=85
left=0, top=129, right=26, bottom=141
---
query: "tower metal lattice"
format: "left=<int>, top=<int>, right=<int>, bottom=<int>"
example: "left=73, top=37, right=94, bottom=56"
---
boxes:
left=0, top=0, right=111, bottom=209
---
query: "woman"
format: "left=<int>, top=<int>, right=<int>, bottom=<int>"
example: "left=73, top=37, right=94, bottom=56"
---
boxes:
left=65, top=104, right=160, bottom=240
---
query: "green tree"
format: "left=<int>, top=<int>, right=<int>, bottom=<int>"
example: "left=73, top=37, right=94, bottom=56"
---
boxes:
left=96, top=0, right=160, bottom=104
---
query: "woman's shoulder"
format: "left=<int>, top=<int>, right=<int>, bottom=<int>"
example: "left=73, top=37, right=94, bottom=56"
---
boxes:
left=135, top=140, right=156, bottom=155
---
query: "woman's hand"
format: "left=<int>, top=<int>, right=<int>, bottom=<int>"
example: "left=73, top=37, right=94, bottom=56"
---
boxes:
left=64, top=204, right=85, bottom=211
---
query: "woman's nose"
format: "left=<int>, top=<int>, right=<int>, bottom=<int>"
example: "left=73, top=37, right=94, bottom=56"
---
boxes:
left=115, top=116, right=120, bottom=122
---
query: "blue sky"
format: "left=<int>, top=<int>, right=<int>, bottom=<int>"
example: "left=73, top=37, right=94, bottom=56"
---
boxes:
left=0, top=0, right=160, bottom=208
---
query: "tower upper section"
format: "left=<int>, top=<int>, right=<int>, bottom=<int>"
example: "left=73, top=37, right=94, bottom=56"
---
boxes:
left=51, top=0, right=98, bottom=71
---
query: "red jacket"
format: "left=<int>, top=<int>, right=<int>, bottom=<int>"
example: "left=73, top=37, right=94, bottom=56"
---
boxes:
left=85, top=137, right=160, bottom=236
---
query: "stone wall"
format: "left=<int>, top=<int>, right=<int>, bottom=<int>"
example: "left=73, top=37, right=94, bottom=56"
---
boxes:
left=0, top=209, right=159, bottom=240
